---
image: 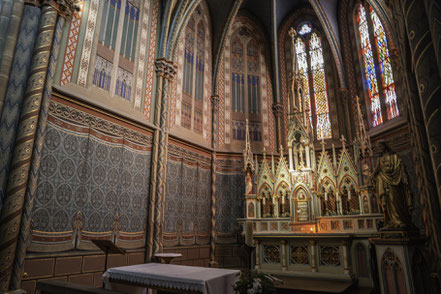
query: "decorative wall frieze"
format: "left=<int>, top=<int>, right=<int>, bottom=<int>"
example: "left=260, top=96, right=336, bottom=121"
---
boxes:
left=48, top=99, right=153, bottom=145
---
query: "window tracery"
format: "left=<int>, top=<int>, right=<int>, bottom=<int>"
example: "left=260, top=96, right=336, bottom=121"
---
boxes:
left=231, top=27, right=263, bottom=142
left=356, top=3, right=399, bottom=127
left=94, top=0, right=140, bottom=101
left=293, top=26, right=331, bottom=140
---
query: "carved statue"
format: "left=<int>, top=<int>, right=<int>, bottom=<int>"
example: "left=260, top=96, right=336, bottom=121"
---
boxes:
left=372, top=141, right=413, bottom=230
left=245, top=171, right=253, bottom=194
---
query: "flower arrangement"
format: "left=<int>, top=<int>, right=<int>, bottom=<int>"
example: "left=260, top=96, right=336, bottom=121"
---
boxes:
left=233, top=270, right=276, bottom=294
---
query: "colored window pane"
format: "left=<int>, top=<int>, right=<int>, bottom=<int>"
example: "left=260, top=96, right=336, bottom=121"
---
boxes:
left=309, top=32, right=331, bottom=140
left=357, top=4, right=383, bottom=126
left=295, top=38, right=311, bottom=115
left=370, top=7, right=399, bottom=120
left=183, top=17, right=195, bottom=96
left=195, top=22, right=205, bottom=101
left=298, top=23, right=312, bottom=35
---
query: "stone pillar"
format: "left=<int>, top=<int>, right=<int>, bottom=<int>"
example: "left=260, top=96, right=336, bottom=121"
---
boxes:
left=151, top=58, right=176, bottom=258
left=281, top=240, right=287, bottom=271
left=273, top=102, right=283, bottom=148
left=0, top=2, right=40, bottom=220
left=310, top=240, right=317, bottom=272
left=0, top=1, right=75, bottom=290
left=342, top=240, right=349, bottom=275
left=288, top=145, right=294, bottom=171
left=255, top=240, right=261, bottom=270
left=209, top=94, right=219, bottom=267
left=0, top=0, right=25, bottom=115
left=294, top=146, right=299, bottom=170
left=359, top=194, right=364, bottom=214
left=305, top=145, right=310, bottom=168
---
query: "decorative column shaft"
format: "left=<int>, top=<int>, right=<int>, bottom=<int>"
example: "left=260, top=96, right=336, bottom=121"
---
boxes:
left=209, top=95, right=219, bottom=266
left=342, top=240, right=349, bottom=274
left=0, top=0, right=25, bottom=115
left=310, top=240, right=317, bottom=272
left=281, top=240, right=287, bottom=271
left=288, top=146, right=294, bottom=171
left=255, top=240, right=261, bottom=270
left=0, top=3, right=58, bottom=291
left=0, top=2, right=40, bottom=218
left=273, top=102, right=283, bottom=149
left=11, top=14, right=65, bottom=290
left=151, top=58, right=176, bottom=258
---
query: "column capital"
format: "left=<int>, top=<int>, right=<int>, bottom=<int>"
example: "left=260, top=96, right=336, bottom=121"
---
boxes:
left=211, top=95, right=220, bottom=111
left=39, top=0, right=81, bottom=17
left=155, top=58, right=177, bottom=81
left=272, top=102, right=283, bottom=117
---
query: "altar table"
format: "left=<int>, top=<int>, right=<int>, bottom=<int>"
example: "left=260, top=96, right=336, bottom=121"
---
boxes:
left=103, top=263, right=239, bottom=294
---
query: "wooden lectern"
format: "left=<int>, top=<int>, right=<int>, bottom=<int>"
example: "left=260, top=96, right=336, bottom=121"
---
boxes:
left=91, top=240, right=126, bottom=272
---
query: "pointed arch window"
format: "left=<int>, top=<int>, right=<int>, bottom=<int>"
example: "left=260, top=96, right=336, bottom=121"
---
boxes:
left=231, top=27, right=263, bottom=142
left=94, top=0, right=140, bottom=101
left=356, top=3, right=399, bottom=127
left=181, top=13, right=206, bottom=135
left=294, top=28, right=332, bottom=140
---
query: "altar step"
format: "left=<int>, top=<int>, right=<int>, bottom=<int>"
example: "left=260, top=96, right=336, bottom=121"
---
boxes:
left=274, top=276, right=374, bottom=294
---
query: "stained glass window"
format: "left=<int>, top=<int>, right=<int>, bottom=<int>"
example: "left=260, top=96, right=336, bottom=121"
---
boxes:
left=309, top=33, right=331, bottom=140
left=370, top=7, right=399, bottom=120
left=298, top=23, right=312, bottom=36
left=195, top=23, right=205, bottom=102
left=183, top=17, right=195, bottom=96
left=357, top=4, right=382, bottom=126
left=232, top=37, right=245, bottom=113
left=230, top=27, right=263, bottom=142
left=180, top=10, right=208, bottom=134
left=356, top=3, right=399, bottom=126
left=294, top=38, right=311, bottom=115
left=247, top=40, right=260, bottom=114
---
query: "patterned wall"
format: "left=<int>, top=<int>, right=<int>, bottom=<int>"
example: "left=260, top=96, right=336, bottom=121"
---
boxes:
left=214, top=156, right=244, bottom=244
left=30, top=97, right=152, bottom=252
left=163, top=141, right=212, bottom=247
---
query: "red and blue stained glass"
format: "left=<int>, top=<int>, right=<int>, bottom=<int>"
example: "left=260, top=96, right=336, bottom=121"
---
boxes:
left=309, top=32, right=331, bottom=140
left=370, top=7, right=399, bottom=120
left=357, top=4, right=383, bottom=126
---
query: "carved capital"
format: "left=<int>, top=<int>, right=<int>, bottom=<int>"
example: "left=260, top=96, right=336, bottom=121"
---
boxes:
left=390, top=48, right=401, bottom=71
left=155, top=58, right=177, bottom=81
left=40, top=0, right=80, bottom=17
left=211, top=95, right=220, bottom=111
left=272, top=102, right=283, bottom=117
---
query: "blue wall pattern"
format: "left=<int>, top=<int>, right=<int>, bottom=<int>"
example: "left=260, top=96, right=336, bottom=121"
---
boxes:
left=32, top=115, right=151, bottom=233
left=215, top=173, right=244, bottom=234
left=164, top=146, right=211, bottom=246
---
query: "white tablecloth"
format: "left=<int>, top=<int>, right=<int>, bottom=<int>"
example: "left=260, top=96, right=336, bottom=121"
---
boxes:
left=103, top=263, right=239, bottom=294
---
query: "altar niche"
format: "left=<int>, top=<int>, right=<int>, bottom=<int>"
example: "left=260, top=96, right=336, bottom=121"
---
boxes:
left=291, top=186, right=312, bottom=222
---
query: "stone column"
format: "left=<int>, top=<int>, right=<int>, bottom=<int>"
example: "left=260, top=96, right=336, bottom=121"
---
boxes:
left=342, top=240, right=349, bottom=274
left=209, top=95, right=219, bottom=267
left=294, top=146, right=299, bottom=170
left=359, top=194, right=364, bottom=214
left=150, top=58, right=176, bottom=258
left=255, top=240, right=261, bottom=270
left=273, top=102, right=283, bottom=148
left=0, top=0, right=25, bottom=115
left=305, top=145, right=310, bottom=168
left=310, top=240, right=317, bottom=272
left=0, top=1, right=74, bottom=290
left=281, top=240, right=287, bottom=271
left=288, top=145, right=294, bottom=171
left=0, top=1, right=40, bottom=219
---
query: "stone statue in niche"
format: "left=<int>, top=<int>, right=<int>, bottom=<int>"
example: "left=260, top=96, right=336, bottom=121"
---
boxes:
left=245, top=170, right=253, bottom=194
left=372, top=141, right=413, bottom=230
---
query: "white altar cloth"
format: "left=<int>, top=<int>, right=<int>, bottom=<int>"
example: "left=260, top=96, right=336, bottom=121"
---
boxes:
left=103, top=263, right=239, bottom=294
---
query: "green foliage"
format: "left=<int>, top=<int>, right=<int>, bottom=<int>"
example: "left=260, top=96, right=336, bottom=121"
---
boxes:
left=233, top=269, right=276, bottom=294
